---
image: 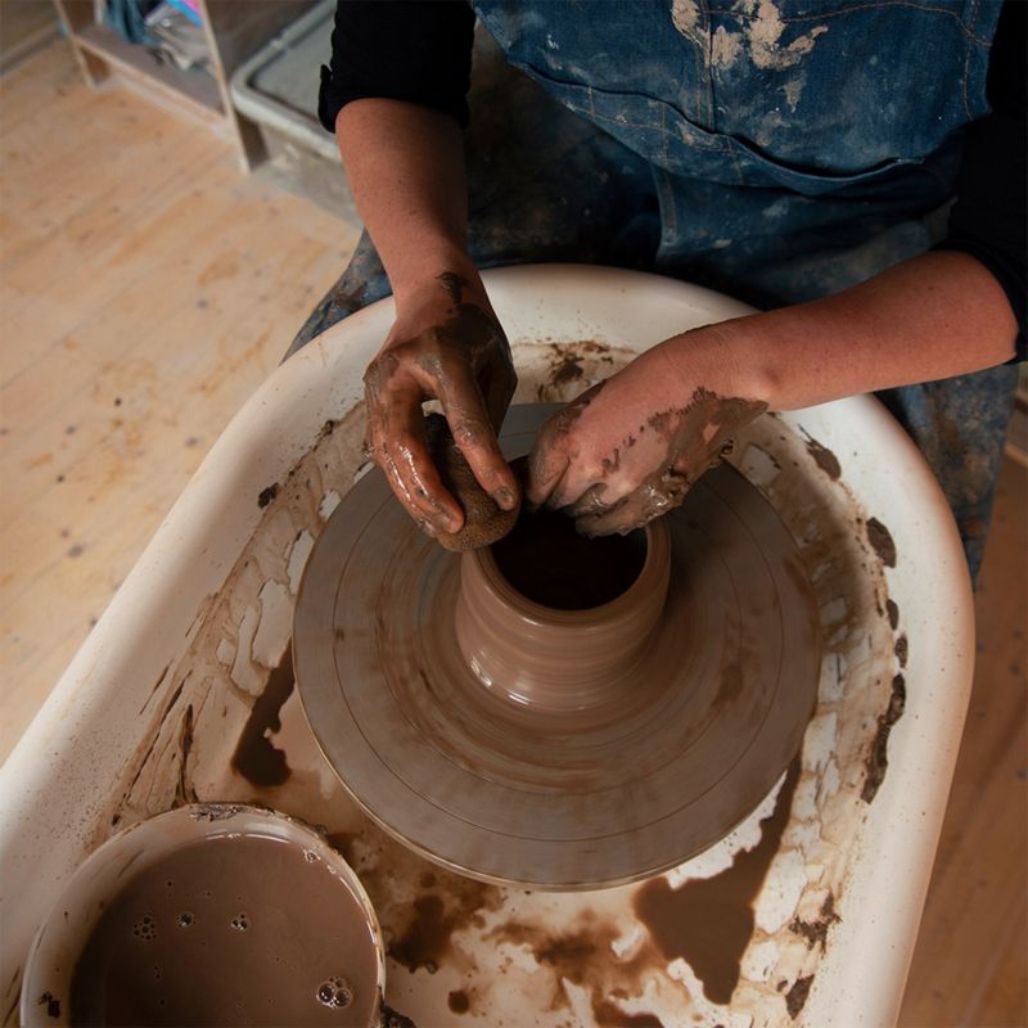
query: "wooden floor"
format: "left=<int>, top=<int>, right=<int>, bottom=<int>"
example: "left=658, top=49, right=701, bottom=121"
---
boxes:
left=899, top=454, right=1028, bottom=1028
left=0, top=39, right=359, bottom=760
left=1, top=39, right=1025, bottom=1028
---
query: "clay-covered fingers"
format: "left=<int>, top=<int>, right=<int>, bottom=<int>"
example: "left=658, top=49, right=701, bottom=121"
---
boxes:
left=435, top=370, right=519, bottom=512
left=526, top=382, right=607, bottom=510
left=363, top=356, right=463, bottom=535
left=525, top=433, right=570, bottom=511
left=575, top=483, right=671, bottom=537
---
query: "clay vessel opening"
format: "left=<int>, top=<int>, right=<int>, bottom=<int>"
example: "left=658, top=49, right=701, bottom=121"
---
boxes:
left=455, top=508, right=671, bottom=713
left=490, top=506, right=648, bottom=611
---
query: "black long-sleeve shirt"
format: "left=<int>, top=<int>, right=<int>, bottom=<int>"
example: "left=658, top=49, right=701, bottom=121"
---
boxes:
left=319, top=1, right=1025, bottom=356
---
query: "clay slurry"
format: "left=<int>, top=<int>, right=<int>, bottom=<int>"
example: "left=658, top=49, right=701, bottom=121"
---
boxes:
left=70, top=835, right=379, bottom=1027
left=633, top=758, right=802, bottom=1005
left=491, top=504, right=647, bottom=610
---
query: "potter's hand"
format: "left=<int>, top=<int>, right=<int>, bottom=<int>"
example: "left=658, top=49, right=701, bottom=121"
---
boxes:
left=527, top=340, right=766, bottom=537
left=530, top=247, right=1020, bottom=537
left=363, top=272, right=519, bottom=534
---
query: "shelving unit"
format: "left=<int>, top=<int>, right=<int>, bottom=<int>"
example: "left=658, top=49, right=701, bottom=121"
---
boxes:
left=52, top=0, right=317, bottom=168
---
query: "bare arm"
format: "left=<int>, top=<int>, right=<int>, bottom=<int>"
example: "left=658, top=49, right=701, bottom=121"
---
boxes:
left=529, top=251, right=1018, bottom=534
left=673, top=250, right=1017, bottom=411
left=337, top=99, right=477, bottom=303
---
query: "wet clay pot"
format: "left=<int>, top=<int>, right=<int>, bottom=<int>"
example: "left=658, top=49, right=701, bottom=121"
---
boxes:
left=455, top=520, right=671, bottom=715
left=294, top=404, right=821, bottom=889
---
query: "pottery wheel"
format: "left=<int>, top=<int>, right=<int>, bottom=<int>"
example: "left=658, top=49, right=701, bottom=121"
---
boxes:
left=295, top=405, right=820, bottom=888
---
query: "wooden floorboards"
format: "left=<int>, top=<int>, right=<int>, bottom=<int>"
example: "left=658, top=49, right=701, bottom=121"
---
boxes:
left=899, top=455, right=1027, bottom=1027
left=0, top=39, right=359, bottom=760
left=2, top=37, right=1025, bottom=1028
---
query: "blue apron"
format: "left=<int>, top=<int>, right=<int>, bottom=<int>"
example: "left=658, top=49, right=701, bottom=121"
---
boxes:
left=292, top=0, right=1016, bottom=578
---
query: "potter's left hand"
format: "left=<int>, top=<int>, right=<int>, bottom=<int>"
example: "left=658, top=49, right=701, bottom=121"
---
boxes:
left=527, top=334, right=767, bottom=536
left=527, top=251, right=1020, bottom=537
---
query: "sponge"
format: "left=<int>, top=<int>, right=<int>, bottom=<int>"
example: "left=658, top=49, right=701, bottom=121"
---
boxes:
left=425, top=413, right=520, bottom=552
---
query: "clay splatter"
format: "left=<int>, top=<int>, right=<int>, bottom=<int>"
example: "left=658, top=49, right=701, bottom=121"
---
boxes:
left=594, top=999, right=664, bottom=1027
left=802, top=432, right=841, bottom=481
left=257, top=484, right=279, bottom=509
left=862, top=674, right=907, bottom=803
left=865, top=517, right=897, bottom=568
left=380, top=1004, right=416, bottom=1028
left=538, top=340, right=615, bottom=400
left=37, top=992, right=60, bottom=1018
left=488, top=913, right=663, bottom=1020
left=386, top=878, right=502, bottom=975
left=437, top=271, right=469, bottom=305
left=885, top=598, right=900, bottom=631
left=634, top=759, right=801, bottom=1004
left=785, top=974, right=814, bottom=1018
left=231, top=645, right=295, bottom=787
left=894, top=634, right=908, bottom=668
left=789, top=893, right=841, bottom=951
left=447, top=989, right=470, bottom=1014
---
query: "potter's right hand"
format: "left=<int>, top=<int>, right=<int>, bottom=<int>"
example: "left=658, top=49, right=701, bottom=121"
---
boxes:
left=363, top=271, right=519, bottom=535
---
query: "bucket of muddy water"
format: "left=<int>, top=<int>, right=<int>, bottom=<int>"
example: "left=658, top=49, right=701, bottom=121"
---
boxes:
left=20, top=804, right=385, bottom=1026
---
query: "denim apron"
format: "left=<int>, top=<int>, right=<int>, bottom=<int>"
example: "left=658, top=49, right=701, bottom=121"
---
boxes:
left=294, top=0, right=1016, bottom=577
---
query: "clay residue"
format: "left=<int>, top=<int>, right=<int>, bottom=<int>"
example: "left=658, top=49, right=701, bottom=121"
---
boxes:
left=230, top=644, right=295, bottom=787
left=594, top=1000, right=664, bottom=1027
left=894, top=634, right=908, bottom=668
left=802, top=431, right=841, bottom=481
left=173, top=704, right=197, bottom=806
left=257, top=483, right=279, bottom=508
left=447, top=989, right=470, bottom=1014
left=785, top=974, right=814, bottom=1018
left=789, top=893, right=841, bottom=951
left=363, top=298, right=517, bottom=542
left=634, top=759, right=801, bottom=1005
left=570, top=386, right=767, bottom=538
left=436, top=271, right=469, bottom=305
left=389, top=894, right=469, bottom=974
left=538, top=340, right=615, bottom=400
left=380, top=1003, right=416, bottom=1028
left=328, top=829, right=504, bottom=979
left=487, top=911, right=668, bottom=1021
left=885, top=598, right=900, bottom=631
left=865, top=516, right=897, bottom=568
left=137, top=663, right=171, bottom=715
left=861, top=674, right=907, bottom=803
left=37, top=992, right=60, bottom=1019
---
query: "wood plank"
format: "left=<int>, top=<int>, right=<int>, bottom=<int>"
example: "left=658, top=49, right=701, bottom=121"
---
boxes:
left=0, top=38, right=359, bottom=762
left=899, top=456, right=1028, bottom=1026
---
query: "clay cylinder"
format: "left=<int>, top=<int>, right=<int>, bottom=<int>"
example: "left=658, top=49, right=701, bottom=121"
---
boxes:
left=455, top=518, right=671, bottom=711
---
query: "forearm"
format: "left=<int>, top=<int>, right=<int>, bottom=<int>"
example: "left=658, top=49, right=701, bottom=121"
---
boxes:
left=336, top=98, right=479, bottom=305
left=663, top=251, right=1019, bottom=409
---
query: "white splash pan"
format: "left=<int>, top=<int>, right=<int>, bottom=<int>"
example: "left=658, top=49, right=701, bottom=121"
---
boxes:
left=0, top=266, right=972, bottom=1027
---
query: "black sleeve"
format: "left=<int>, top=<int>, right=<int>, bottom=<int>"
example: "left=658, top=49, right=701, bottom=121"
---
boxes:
left=318, top=1, right=475, bottom=132
left=936, top=0, right=1026, bottom=360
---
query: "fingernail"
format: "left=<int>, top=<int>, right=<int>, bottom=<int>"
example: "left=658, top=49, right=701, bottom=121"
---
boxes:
left=495, top=486, right=516, bottom=511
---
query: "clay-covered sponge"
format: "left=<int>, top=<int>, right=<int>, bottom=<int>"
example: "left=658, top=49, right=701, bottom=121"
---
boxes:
left=425, top=413, right=521, bottom=552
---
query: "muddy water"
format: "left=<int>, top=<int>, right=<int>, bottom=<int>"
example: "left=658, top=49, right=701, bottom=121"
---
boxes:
left=633, top=759, right=802, bottom=1004
left=69, top=835, right=379, bottom=1027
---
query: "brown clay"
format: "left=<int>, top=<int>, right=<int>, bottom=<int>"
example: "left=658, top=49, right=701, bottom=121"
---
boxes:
left=294, top=405, right=821, bottom=888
